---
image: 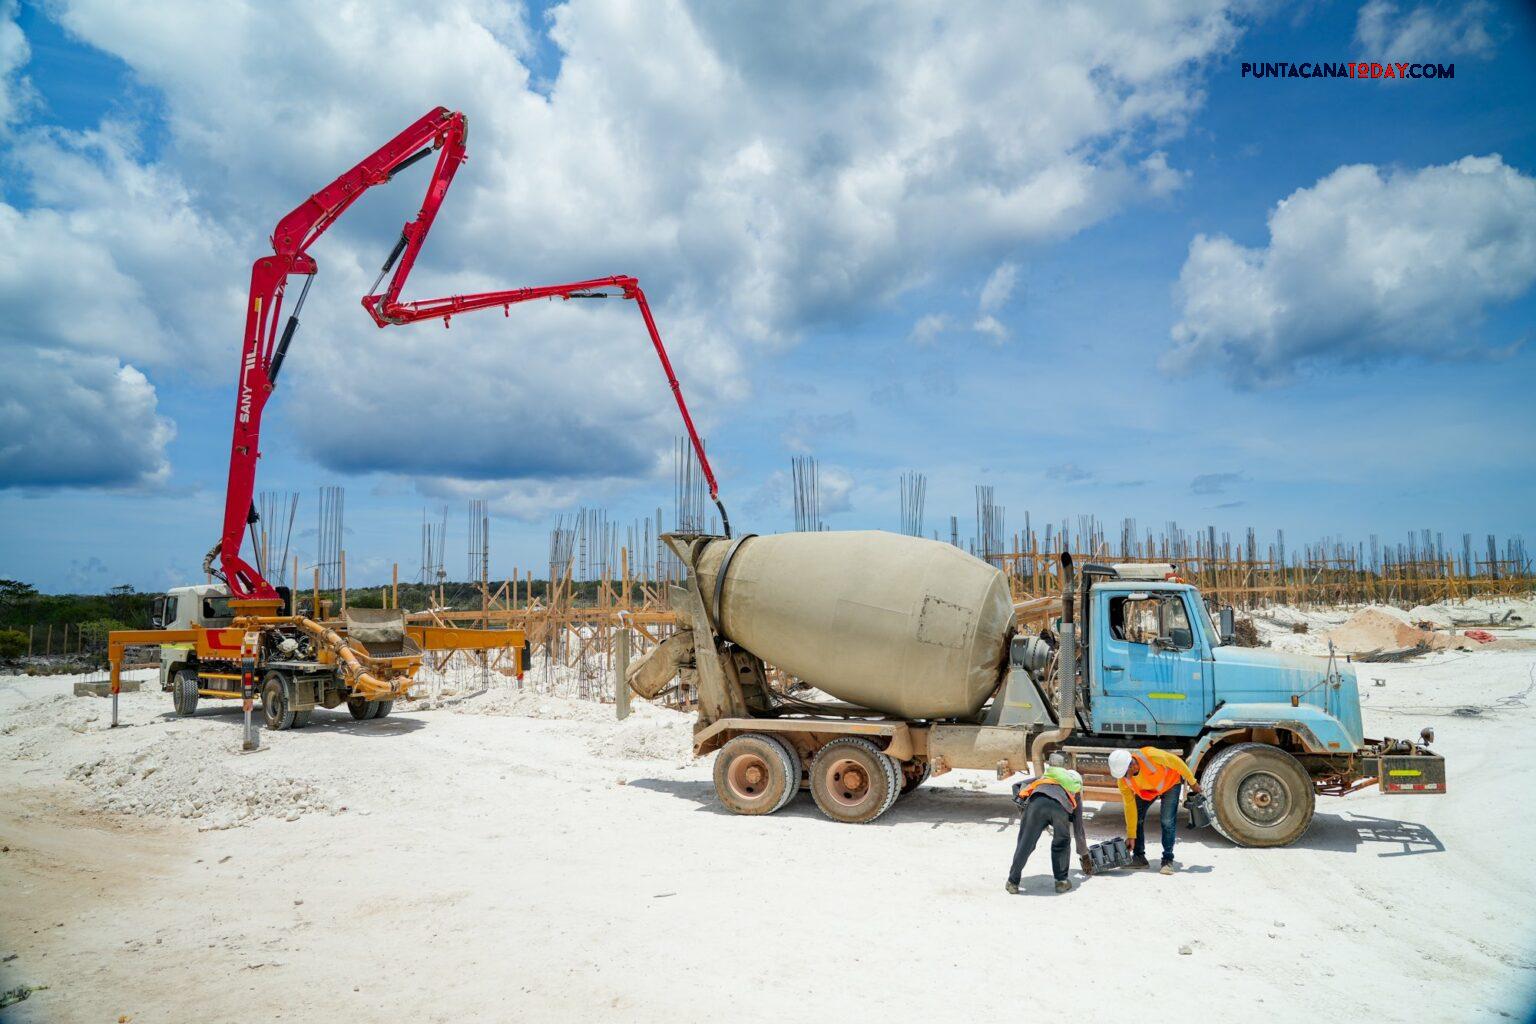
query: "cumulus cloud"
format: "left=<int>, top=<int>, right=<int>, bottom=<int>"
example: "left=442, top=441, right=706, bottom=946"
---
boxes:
left=1166, top=156, right=1536, bottom=384
left=8, top=0, right=1243, bottom=511
left=0, top=349, right=175, bottom=489
left=1355, top=1, right=1497, bottom=59
left=0, top=1, right=33, bottom=129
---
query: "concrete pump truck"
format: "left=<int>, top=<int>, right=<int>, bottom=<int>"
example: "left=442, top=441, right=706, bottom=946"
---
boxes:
left=107, top=107, right=729, bottom=735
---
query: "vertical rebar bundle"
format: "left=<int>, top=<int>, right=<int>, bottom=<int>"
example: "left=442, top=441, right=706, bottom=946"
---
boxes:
left=792, top=455, right=822, bottom=532
left=467, top=499, right=489, bottom=587
left=674, top=436, right=708, bottom=533
left=317, top=485, right=345, bottom=594
left=254, top=491, right=298, bottom=587
left=420, top=506, right=447, bottom=588
left=899, top=472, right=926, bottom=537
left=974, top=485, right=1004, bottom=566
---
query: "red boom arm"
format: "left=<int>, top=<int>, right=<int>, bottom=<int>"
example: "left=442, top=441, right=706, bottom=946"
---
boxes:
left=213, top=107, right=725, bottom=600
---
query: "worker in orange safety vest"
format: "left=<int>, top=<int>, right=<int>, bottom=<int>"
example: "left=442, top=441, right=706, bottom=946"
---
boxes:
left=1107, top=747, right=1200, bottom=875
left=1005, top=765, right=1090, bottom=895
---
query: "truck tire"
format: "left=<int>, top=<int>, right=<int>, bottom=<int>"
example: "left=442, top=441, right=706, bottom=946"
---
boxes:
left=1202, top=742, right=1315, bottom=848
left=900, top=757, right=932, bottom=796
left=766, top=735, right=803, bottom=812
left=373, top=700, right=394, bottom=719
left=291, top=710, right=312, bottom=728
left=261, top=672, right=297, bottom=731
left=714, top=734, right=798, bottom=815
left=346, top=697, right=377, bottom=720
left=809, top=737, right=901, bottom=824
left=172, top=670, right=200, bottom=717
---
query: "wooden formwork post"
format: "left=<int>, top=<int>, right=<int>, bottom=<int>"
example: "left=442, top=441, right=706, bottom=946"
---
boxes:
left=392, top=562, right=400, bottom=611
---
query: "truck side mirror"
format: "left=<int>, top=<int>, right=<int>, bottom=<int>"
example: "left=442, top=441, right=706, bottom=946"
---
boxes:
left=151, top=596, right=167, bottom=630
left=1219, top=606, right=1236, bottom=644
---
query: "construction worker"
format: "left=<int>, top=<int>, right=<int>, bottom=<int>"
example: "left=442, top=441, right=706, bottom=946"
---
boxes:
left=1107, top=746, right=1200, bottom=874
left=1006, top=764, right=1091, bottom=894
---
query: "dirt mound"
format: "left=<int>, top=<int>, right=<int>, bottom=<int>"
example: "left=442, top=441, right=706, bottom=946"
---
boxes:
left=588, top=705, right=692, bottom=762
left=68, top=732, right=338, bottom=830
left=1325, top=607, right=1475, bottom=657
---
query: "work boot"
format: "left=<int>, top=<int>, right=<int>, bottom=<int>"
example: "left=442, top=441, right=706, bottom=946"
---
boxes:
left=1160, top=859, right=1175, bottom=875
left=1005, top=882, right=1019, bottom=895
left=1054, top=879, right=1073, bottom=893
left=1129, top=854, right=1151, bottom=869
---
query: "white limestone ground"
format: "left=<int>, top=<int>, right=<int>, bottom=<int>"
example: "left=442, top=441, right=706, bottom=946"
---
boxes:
left=1, top=632, right=1533, bottom=1022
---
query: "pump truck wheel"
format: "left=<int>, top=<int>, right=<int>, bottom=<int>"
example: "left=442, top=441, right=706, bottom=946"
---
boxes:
left=346, top=697, right=378, bottom=720
left=1202, top=742, right=1315, bottom=848
left=714, top=733, right=798, bottom=815
left=172, top=669, right=200, bottom=717
left=373, top=700, right=394, bottom=719
left=260, top=672, right=297, bottom=731
left=809, top=737, right=901, bottom=824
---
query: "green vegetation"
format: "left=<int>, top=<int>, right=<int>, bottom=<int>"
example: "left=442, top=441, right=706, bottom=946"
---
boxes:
left=0, top=628, right=27, bottom=659
left=0, top=579, right=155, bottom=632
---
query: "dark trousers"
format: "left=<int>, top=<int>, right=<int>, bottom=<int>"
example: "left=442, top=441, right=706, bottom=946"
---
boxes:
left=1008, top=796, right=1071, bottom=884
left=1132, top=783, right=1182, bottom=862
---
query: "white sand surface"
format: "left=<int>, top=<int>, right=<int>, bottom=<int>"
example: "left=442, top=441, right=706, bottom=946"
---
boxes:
left=2, top=650, right=1533, bottom=1022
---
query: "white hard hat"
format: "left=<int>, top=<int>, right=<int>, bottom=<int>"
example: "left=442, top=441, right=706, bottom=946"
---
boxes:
left=1107, top=749, right=1133, bottom=779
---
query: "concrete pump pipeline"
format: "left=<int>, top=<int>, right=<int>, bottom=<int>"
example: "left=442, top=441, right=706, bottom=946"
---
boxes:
left=232, top=616, right=412, bottom=701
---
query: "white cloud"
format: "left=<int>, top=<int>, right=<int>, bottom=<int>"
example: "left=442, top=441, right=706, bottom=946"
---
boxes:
left=909, top=313, right=951, bottom=346
left=1355, top=1, right=1497, bottom=59
left=7, top=0, right=1244, bottom=501
left=0, top=1, right=33, bottom=129
left=0, top=349, right=174, bottom=489
left=979, top=262, right=1019, bottom=313
left=1166, top=156, right=1536, bottom=384
left=972, top=314, right=1008, bottom=344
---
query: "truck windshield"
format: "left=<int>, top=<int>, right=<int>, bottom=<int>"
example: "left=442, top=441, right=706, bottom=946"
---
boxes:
left=1198, top=599, right=1222, bottom=647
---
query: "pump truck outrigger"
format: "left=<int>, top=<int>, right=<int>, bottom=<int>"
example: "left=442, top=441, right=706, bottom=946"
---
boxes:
left=639, top=534, right=1444, bottom=848
left=106, top=106, right=728, bottom=729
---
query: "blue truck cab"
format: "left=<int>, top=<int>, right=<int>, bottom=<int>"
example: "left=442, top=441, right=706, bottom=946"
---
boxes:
left=1050, top=561, right=1445, bottom=846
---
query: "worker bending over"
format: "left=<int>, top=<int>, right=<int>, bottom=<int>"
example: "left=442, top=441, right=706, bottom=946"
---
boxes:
left=1006, top=765, right=1090, bottom=895
left=1108, top=746, right=1200, bottom=874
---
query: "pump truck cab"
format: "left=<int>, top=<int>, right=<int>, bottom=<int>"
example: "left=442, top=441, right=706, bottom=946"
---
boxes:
left=634, top=531, right=1444, bottom=847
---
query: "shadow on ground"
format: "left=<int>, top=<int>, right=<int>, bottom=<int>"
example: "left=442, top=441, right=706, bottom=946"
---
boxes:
left=625, top=778, right=1444, bottom=856
left=160, top=704, right=426, bottom=738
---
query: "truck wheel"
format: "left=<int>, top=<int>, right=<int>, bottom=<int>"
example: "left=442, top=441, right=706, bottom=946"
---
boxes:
left=172, top=670, right=200, bottom=717
left=713, top=734, right=797, bottom=815
left=261, top=673, right=297, bottom=731
left=291, top=710, right=312, bottom=728
left=900, top=757, right=932, bottom=796
left=766, top=735, right=803, bottom=812
left=809, top=737, right=901, bottom=824
left=373, top=700, right=394, bottom=719
left=346, top=697, right=377, bottom=720
left=1202, top=742, right=1315, bottom=848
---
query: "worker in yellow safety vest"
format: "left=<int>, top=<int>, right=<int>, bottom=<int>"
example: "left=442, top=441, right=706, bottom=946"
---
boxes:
left=1005, top=765, right=1091, bottom=895
left=1107, top=747, right=1200, bottom=875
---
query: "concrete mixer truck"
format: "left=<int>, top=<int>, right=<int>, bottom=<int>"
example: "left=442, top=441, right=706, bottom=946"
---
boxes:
left=627, top=531, right=1445, bottom=846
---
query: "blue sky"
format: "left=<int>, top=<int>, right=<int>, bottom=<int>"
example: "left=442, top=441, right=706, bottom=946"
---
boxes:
left=1, top=0, right=1533, bottom=593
